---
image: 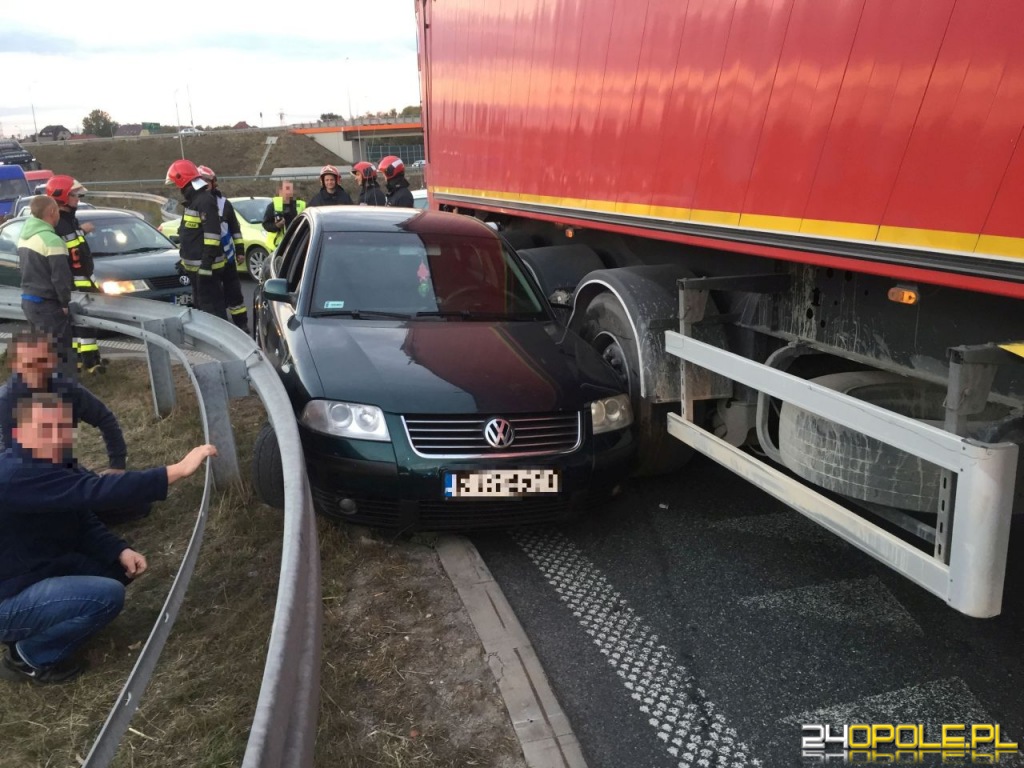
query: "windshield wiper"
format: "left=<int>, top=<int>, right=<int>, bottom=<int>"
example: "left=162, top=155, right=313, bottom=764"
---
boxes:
left=119, top=246, right=168, bottom=254
left=315, top=309, right=413, bottom=319
left=415, top=310, right=544, bottom=321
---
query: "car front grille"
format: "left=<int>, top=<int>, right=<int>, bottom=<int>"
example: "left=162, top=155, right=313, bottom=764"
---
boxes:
left=402, top=412, right=582, bottom=458
left=147, top=275, right=189, bottom=291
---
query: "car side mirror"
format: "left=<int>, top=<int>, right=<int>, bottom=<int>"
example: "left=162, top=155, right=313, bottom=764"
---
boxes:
left=264, top=278, right=293, bottom=303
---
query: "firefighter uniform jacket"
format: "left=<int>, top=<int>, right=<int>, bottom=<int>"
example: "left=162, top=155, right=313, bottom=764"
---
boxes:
left=54, top=208, right=95, bottom=290
left=177, top=182, right=224, bottom=276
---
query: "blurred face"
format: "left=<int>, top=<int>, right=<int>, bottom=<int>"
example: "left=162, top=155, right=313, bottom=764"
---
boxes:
left=281, top=181, right=294, bottom=201
left=323, top=174, right=337, bottom=192
left=66, top=190, right=82, bottom=209
left=13, top=402, right=74, bottom=463
left=13, top=341, right=56, bottom=389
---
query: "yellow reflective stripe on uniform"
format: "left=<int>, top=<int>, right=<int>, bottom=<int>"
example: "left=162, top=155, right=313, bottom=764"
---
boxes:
left=197, top=269, right=213, bottom=276
left=74, top=279, right=94, bottom=288
left=63, top=234, right=85, bottom=248
left=203, top=237, right=220, bottom=246
left=228, top=306, right=247, bottom=315
left=211, top=260, right=227, bottom=269
left=76, top=342, right=99, bottom=353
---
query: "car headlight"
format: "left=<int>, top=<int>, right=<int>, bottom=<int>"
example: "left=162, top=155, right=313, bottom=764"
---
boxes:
left=99, top=279, right=148, bottom=295
left=300, top=400, right=391, bottom=441
left=590, top=394, right=634, bottom=435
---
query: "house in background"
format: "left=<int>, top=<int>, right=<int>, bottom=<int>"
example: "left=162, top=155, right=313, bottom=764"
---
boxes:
left=38, top=125, right=72, bottom=142
left=115, top=124, right=143, bottom=137
left=233, top=121, right=253, bottom=129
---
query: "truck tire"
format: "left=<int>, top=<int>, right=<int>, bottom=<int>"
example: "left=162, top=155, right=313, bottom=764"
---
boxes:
left=777, top=371, right=1009, bottom=513
left=252, top=422, right=285, bottom=509
left=580, top=292, right=692, bottom=476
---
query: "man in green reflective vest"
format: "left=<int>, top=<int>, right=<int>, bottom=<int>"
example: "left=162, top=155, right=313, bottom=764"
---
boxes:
left=261, top=179, right=306, bottom=249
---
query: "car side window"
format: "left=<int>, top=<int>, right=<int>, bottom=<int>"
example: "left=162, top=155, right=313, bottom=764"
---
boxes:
left=282, top=220, right=312, bottom=292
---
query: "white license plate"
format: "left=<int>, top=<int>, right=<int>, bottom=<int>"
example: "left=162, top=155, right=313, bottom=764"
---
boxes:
left=174, top=294, right=193, bottom=306
left=444, top=469, right=560, bottom=498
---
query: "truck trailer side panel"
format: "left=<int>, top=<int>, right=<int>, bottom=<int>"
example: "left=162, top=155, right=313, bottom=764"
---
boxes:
left=422, top=0, right=1024, bottom=276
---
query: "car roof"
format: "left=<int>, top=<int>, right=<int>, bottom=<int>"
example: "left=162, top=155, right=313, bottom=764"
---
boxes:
left=308, top=206, right=493, bottom=238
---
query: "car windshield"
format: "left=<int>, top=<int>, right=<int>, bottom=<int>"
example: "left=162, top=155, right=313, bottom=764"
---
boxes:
left=232, top=198, right=271, bottom=224
left=310, top=232, right=547, bottom=320
left=85, top=217, right=173, bottom=256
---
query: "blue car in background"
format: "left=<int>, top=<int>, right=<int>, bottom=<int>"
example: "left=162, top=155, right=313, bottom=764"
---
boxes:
left=0, top=165, right=32, bottom=219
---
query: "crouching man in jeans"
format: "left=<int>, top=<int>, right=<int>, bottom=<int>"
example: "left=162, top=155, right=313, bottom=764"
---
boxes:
left=0, top=392, right=216, bottom=684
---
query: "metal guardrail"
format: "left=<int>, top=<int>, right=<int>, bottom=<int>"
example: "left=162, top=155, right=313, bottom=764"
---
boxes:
left=0, top=287, right=321, bottom=767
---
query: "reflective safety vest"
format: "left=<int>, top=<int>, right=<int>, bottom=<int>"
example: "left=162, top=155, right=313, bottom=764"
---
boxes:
left=179, top=204, right=227, bottom=272
left=270, top=197, right=306, bottom=248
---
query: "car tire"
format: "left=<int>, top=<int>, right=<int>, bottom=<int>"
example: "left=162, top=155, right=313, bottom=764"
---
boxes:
left=252, top=422, right=285, bottom=509
left=579, top=292, right=693, bottom=476
left=246, top=245, right=269, bottom=281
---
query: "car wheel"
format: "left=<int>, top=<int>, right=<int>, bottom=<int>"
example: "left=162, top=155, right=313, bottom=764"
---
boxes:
left=246, top=245, right=269, bottom=281
left=252, top=422, right=285, bottom=509
left=579, top=292, right=693, bottom=476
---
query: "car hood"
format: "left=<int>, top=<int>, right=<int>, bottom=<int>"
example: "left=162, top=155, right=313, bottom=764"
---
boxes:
left=91, top=248, right=181, bottom=280
left=300, top=319, right=623, bottom=414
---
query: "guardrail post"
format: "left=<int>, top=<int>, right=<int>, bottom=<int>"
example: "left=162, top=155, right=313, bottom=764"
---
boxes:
left=194, top=361, right=242, bottom=487
left=142, top=318, right=179, bottom=417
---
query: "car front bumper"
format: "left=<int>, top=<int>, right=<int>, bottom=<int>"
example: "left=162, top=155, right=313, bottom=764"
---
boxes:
left=300, top=418, right=634, bottom=531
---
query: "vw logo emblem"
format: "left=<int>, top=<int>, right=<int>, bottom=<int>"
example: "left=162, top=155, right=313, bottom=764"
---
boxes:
left=179, top=275, right=191, bottom=286
left=484, top=418, right=515, bottom=449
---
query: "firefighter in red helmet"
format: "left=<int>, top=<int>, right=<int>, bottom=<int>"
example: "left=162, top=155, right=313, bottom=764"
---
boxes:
left=307, top=164, right=352, bottom=207
left=378, top=156, right=414, bottom=208
left=164, top=159, right=228, bottom=320
left=196, top=165, right=249, bottom=332
left=352, top=162, right=386, bottom=206
left=45, top=176, right=103, bottom=373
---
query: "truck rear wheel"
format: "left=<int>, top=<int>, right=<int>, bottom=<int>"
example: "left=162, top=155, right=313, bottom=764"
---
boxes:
left=777, top=371, right=1012, bottom=512
left=580, top=293, right=692, bottom=476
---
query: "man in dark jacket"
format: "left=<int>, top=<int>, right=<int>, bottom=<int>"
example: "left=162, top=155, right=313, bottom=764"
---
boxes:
left=46, top=176, right=104, bottom=374
left=307, top=164, right=352, bottom=207
left=262, top=180, right=306, bottom=249
left=0, top=392, right=215, bottom=684
left=0, top=329, right=148, bottom=524
left=165, top=159, right=228, bottom=320
left=352, top=162, right=387, bottom=206
left=18, top=196, right=74, bottom=376
left=378, top=155, right=415, bottom=208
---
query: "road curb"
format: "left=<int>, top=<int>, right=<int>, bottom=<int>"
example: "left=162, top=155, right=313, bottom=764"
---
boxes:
left=436, top=534, right=588, bottom=768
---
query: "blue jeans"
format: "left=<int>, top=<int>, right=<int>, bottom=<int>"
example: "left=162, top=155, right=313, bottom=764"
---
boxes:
left=0, top=576, right=125, bottom=669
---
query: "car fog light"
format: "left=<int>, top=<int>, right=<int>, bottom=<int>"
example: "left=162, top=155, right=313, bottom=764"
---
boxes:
left=338, top=498, right=358, bottom=516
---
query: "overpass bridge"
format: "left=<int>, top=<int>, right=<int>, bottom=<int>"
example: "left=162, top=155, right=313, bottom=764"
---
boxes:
left=292, top=118, right=423, bottom=164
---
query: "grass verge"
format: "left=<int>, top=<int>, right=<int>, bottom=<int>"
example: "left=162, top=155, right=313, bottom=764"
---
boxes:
left=1, top=353, right=526, bottom=768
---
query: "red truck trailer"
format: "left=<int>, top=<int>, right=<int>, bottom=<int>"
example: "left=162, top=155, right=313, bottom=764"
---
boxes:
left=414, top=0, right=1024, bottom=617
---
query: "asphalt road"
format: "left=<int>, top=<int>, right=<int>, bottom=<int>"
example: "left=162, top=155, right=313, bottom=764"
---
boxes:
left=472, top=454, right=1024, bottom=768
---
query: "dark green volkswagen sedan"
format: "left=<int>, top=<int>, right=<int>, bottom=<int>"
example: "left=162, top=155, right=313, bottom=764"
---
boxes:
left=252, top=206, right=634, bottom=530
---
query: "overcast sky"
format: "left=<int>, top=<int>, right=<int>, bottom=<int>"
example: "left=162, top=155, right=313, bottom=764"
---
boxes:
left=1, top=0, right=422, bottom=138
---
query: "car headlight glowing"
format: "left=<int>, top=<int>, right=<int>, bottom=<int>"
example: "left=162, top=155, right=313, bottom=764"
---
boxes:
left=301, top=400, right=390, bottom=441
left=99, top=279, right=148, bottom=295
left=590, top=394, right=633, bottom=435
